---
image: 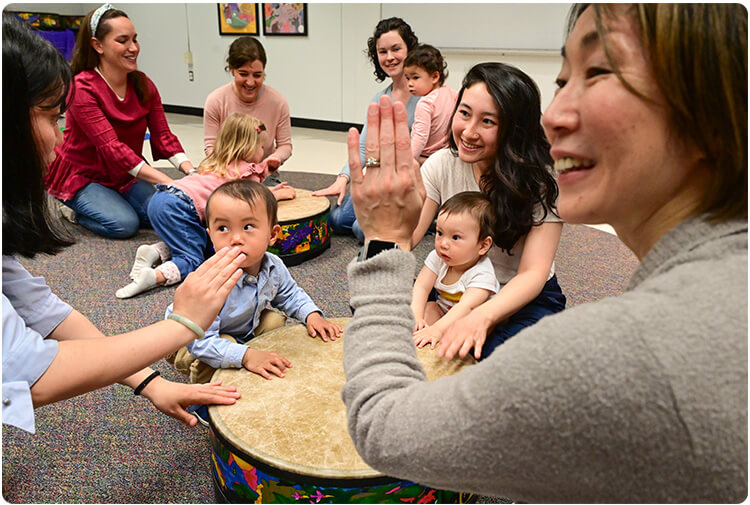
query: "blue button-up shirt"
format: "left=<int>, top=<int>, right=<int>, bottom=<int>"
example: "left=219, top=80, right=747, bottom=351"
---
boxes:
left=2, top=256, right=72, bottom=433
left=166, top=253, right=321, bottom=369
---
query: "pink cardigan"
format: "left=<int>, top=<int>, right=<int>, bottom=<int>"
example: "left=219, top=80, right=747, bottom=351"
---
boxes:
left=410, top=85, right=458, bottom=160
left=203, top=83, right=293, bottom=167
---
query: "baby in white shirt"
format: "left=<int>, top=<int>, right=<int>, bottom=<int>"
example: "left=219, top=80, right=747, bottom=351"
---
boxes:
left=411, top=191, right=500, bottom=349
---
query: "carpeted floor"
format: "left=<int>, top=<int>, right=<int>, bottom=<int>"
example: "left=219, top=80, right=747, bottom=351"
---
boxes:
left=2, top=171, right=638, bottom=503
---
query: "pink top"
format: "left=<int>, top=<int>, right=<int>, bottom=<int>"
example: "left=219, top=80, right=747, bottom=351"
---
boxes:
left=171, top=161, right=268, bottom=222
left=203, top=83, right=292, bottom=167
left=45, top=70, right=185, bottom=201
left=410, top=85, right=458, bottom=160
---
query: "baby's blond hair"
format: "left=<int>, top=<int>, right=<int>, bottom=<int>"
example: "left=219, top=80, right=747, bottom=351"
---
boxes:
left=198, top=113, right=266, bottom=179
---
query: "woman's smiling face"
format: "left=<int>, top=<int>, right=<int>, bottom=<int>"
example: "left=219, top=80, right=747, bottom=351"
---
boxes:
left=542, top=5, right=704, bottom=233
left=376, top=30, right=408, bottom=80
left=451, top=82, right=500, bottom=173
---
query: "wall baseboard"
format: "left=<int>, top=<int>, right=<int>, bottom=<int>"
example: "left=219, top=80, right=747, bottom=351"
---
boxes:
left=163, top=104, right=362, bottom=133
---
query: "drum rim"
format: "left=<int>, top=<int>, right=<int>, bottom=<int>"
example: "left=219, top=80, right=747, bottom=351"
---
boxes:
left=208, top=415, right=393, bottom=483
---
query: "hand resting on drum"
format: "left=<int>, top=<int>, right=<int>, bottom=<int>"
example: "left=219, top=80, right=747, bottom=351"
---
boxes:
left=306, top=312, right=343, bottom=342
left=242, top=349, right=292, bottom=380
left=270, top=181, right=296, bottom=201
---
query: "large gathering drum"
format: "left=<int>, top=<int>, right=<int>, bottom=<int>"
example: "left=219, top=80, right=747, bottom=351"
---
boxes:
left=267, top=188, right=330, bottom=266
left=208, top=318, right=476, bottom=503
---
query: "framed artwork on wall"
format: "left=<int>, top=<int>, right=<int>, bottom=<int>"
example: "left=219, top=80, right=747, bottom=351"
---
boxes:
left=218, top=3, right=260, bottom=35
left=262, top=3, right=307, bottom=36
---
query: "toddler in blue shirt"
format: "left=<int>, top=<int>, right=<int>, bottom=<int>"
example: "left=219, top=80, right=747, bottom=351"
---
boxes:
left=166, top=180, right=342, bottom=384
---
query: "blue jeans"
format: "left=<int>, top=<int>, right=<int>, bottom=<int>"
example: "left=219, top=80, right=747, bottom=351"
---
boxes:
left=149, top=186, right=210, bottom=280
left=483, top=274, right=566, bottom=358
left=329, top=195, right=364, bottom=243
left=64, top=181, right=155, bottom=239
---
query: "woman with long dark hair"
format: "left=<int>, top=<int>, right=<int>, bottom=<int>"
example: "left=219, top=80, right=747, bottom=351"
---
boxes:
left=3, top=14, right=245, bottom=434
left=44, top=4, right=195, bottom=239
left=411, top=62, right=565, bottom=359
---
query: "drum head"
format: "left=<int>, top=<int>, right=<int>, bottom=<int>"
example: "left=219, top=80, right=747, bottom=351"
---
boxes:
left=276, top=188, right=330, bottom=223
left=209, top=317, right=475, bottom=480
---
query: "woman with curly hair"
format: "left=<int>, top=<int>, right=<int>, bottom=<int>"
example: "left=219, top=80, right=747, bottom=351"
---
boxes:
left=313, top=17, right=421, bottom=242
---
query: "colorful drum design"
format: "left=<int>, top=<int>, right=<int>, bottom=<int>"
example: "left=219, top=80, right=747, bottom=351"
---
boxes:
left=267, top=189, right=330, bottom=266
left=208, top=318, right=476, bottom=504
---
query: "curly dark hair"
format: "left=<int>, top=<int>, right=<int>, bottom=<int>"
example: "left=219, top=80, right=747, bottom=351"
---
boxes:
left=366, top=17, right=419, bottom=82
left=3, top=14, right=74, bottom=257
left=448, top=62, right=559, bottom=253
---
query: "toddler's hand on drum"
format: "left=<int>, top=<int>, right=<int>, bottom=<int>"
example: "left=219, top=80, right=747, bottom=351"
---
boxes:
left=243, top=348, right=292, bottom=379
left=412, top=325, right=443, bottom=350
left=271, top=182, right=296, bottom=201
left=306, top=313, right=343, bottom=342
left=140, top=377, right=240, bottom=427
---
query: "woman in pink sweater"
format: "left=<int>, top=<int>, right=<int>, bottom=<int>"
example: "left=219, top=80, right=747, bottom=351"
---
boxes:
left=203, top=36, right=292, bottom=186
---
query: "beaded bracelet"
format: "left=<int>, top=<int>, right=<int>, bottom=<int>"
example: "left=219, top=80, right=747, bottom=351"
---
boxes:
left=168, top=313, right=206, bottom=340
left=133, top=371, right=160, bottom=396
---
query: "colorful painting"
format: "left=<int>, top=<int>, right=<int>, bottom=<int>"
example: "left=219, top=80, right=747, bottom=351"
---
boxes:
left=262, top=3, right=307, bottom=36
left=218, top=3, right=260, bottom=35
left=209, top=431, right=475, bottom=503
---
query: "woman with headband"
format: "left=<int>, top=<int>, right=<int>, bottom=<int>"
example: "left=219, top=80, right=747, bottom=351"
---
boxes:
left=45, top=4, right=196, bottom=239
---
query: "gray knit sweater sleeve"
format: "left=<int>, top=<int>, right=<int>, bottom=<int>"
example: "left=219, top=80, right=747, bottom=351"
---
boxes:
left=342, top=220, right=747, bottom=503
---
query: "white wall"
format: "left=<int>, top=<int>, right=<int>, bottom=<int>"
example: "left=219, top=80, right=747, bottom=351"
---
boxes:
left=9, top=3, right=565, bottom=124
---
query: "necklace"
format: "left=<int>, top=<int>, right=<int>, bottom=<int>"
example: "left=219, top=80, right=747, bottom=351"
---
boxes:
left=94, top=66, right=125, bottom=101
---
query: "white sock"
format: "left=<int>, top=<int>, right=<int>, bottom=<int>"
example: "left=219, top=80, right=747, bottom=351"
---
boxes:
left=116, top=268, right=159, bottom=299
left=129, top=243, right=161, bottom=280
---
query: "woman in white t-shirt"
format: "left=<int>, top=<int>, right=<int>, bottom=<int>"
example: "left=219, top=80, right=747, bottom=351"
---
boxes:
left=411, top=63, right=566, bottom=360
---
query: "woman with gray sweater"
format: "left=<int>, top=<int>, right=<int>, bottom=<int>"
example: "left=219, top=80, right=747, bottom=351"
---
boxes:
left=342, top=4, right=747, bottom=502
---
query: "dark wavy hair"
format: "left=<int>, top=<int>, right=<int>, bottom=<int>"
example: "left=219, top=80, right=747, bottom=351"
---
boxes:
left=404, top=44, right=448, bottom=86
left=366, top=17, right=419, bottom=82
left=448, top=62, right=559, bottom=253
left=3, top=14, right=74, bottom=257
left=70, top=7, right=150, bottom=104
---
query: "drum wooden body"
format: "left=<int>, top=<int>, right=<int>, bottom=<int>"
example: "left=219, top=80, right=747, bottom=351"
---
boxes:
left=208, top=318, right=476, bottom=504
left=267, top=189, right=330, bottom=266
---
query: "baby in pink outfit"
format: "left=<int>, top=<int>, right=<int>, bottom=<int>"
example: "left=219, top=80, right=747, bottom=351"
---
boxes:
left=404, top=44, right=458, bottom=165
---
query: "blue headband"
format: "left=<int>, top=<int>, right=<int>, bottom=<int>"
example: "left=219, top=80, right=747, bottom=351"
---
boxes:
left=90, top=3, right=113, bottom=35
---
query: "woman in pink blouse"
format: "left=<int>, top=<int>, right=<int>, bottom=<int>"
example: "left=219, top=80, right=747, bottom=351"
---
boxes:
left=45, top=5, right=195, bottom=239
left=203, top=36, right=292, bottom=185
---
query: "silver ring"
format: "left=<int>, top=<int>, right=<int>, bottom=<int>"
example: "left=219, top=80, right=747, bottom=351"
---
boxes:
left=365, top=157, right=380, bottom=168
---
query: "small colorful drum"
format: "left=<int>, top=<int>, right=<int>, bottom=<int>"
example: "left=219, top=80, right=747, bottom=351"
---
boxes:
left=267, top=189, right=330, bottom=266
left=208, top=318, right=476, bottom=504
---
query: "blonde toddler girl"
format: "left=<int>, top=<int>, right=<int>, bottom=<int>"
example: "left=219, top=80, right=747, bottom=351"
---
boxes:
left=117, top=113, right=295, bottom=298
